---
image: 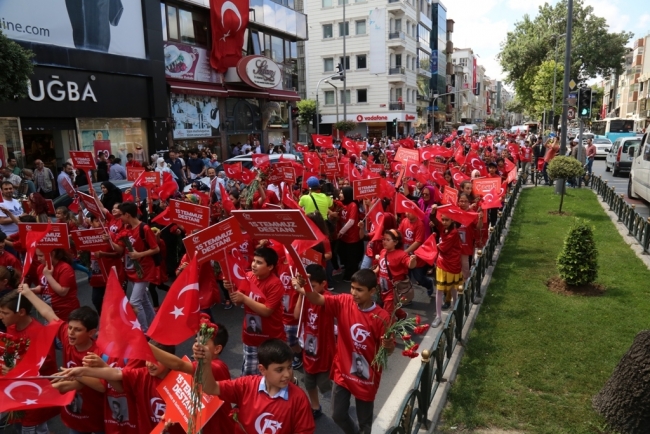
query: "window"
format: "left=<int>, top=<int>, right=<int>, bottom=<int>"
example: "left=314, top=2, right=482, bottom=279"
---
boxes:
left=324, top=58, right=334, bottom=72
left=395, top=54, right=402, bottom=67
left=323, top=24, right=333, bottom=38
left=339, top=56, right=350, bottom=69
left=322, top=0, right=333, bottom=6
left=356, top=55, right=367, bottom=69
left=357, top=89, right=368, bottom=103
left=412, top=57, right=416, bottom=70
left=163, top=5, right=208, bottom=46
left=355, top=20, right=366, bottom=35
left=340, top=90, right=351, bottom=104
left=339, top=22, right=349, bottom=36
left=324, top=91, right=335, bottom=104
left=338, top=0, right=349, bottom=4
left=396, top=88, right=403, bottom=100
left=394, top=19, right=402, bottom=32
left=406, top=20, right=411, bottom=36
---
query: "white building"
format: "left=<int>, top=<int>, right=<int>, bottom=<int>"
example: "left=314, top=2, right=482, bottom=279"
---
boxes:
left=304, top=0, right=435, bottom=139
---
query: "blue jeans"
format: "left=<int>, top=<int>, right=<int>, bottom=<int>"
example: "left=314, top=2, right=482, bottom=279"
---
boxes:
left=360, top=255, right=373, bottom=269
left=586, top=158, right=594, bottom=174
left=129, top=281, right=155, bottom=332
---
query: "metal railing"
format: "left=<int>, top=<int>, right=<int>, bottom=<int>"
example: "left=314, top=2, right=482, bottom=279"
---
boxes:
left=385, top=174, right=524, bottom=434
left=389, top=31, right=406, bottom=40
left=591, top=175, right=650, bottom=253
left=389, top=101, right=406, bottom=110
left=389, top=66, right=406, bottom=75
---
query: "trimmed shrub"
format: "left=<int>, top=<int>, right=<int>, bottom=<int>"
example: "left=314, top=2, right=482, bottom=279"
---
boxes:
left=557, top=219, right=598, bottom=286
left=547, top=156, right=584, bottom=180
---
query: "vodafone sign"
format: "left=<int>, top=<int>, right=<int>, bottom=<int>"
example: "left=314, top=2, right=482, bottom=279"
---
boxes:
left=324, top=113, right=418, bottom=124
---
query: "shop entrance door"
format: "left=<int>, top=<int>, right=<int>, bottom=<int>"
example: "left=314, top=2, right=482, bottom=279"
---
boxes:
left=21, top=118, right=78, bottom=172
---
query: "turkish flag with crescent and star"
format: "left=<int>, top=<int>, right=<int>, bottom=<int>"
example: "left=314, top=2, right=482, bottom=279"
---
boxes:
left=210, top=0, right=249, bottom=72
left=5, top=320, right=61, bottom=379
left=414, top=233, right=438, bottom=265
left=394, top=192, right=426, bottom=220
left=0, top=378, right=75, bottom=412
left=147, top=256, right=200, bottom=345
left=224, top=247, right=253, bottom=293
left=96, top=268, right=156, bottom=362
left=22, top=222, right=51, bottom=278
left=436, top=204, right=479, bottom=227
left=311, top=134, right=334, bottom=149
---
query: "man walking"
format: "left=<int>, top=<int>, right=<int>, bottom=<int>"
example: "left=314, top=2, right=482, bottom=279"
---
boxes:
left=33, top=160, right=55, bottom=199
left=57, top=163, right=75, bottom=195
left=585, top=138, right=597, bottom=175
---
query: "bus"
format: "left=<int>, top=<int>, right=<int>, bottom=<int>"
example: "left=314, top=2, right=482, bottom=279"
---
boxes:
left=591, top=118, right=635, bottom=142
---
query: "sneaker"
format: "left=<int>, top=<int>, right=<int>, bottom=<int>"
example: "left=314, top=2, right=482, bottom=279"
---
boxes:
left=312, top=406, right=323, bottom=419
left=431, top=317, right=442, bottom=328
left=442, top=302, right=451, bottom=310
left=427, top=289, right=433, bottom=297
left=292, top=353, right=303, bottom=370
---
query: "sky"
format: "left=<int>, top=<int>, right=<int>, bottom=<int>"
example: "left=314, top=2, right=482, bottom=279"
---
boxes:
left=445, top=0, right=650, bottom=82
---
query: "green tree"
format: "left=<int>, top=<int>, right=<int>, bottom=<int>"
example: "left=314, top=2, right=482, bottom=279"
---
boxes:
left=530, top=60, right=564, bottom=119
left=297, top=99, right=317, bottom=133
left=546, top=156, right=585, bottom=212
left=499, top=0, right=632, bottom=106
left=557, top=219, right=598, bottom=286
left=0, top=30, right=34, bottom=102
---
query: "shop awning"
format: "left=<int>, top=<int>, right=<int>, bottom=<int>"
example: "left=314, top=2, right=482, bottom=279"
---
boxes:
left=224, top=84, right=270, bottom=99
left=167, top=79, right=228, bottom=97
left=268, top=89, right=301, bottom=102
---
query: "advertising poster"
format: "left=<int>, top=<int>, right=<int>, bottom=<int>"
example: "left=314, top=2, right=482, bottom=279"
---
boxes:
left=0, top=0, right=146, bottom=58
left=164, top=42, right=220, bottom=83
left=170, top=93, right=220, bottom=139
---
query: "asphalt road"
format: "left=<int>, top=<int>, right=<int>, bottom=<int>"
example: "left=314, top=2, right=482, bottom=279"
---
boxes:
left=2, top=269, right=438, bottom=434
left=591, top=158, right=650, bottom=220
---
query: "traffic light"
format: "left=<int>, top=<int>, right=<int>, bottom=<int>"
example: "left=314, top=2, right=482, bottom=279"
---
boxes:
left=578, top=88, right=592, bottom=118
left=319, top=114, right=323, bottom=124
left=333, top=63, right=345, bottom=81
left=393, top=118, right=397, bottom=127
left=290, top=106, right=299, bottom=117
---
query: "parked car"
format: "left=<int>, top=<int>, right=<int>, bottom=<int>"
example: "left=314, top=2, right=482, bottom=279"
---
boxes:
left=52, top=180, right=147, bottom=212
left=605, top=136, right=643, bottom=177
left=628, top=132, right=650, bottom=201
left=593, top=138, right=612, bottom=158
left=223, top=153, right=302, bottom=170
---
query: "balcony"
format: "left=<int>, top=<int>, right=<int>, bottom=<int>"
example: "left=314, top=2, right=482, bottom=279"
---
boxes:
left=389, top=101, right=406, bottom=110
left=419, top=12, right=432, bottom=29
left=387, top=0, right=406, bottom=14
left=388, top=67, right=406, bottom=82
left=389, top=66, right=405, bottom=75
left=389, top=31, right=406, bottom=40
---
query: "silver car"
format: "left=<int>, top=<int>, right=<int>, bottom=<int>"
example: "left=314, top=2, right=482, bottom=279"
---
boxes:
left=593, top=138, right=612, bottom=158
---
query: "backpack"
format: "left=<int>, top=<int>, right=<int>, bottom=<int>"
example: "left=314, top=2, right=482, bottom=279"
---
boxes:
left=138, top=224, right=163, bottom=266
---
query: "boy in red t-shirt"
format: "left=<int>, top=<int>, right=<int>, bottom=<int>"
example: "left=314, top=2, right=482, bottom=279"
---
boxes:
left=17, top=287, right=106, bottom=433
left=194, top=338, right=316, bottom=434
left=225, top=247, right=285, bottom=376
left=0, top=291, right=59, bottom=432
left=292, top=264, right=335, bottom=418
left=399, top=212, right=433, bottom=298
left=296, top=269, right=395, bottom=434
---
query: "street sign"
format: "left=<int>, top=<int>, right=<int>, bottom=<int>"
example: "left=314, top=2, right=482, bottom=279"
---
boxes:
left=569, top=79, right=577, bottom=90
left=568, top=107, right=576, bottom=120
left=568, top=93, right=577, bottom=106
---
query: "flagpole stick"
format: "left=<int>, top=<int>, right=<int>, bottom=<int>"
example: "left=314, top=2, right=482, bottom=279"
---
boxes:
left=290, top=265, right=306, bottom=342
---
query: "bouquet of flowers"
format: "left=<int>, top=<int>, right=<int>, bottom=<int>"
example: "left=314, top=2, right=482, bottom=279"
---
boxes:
left=117, top=230, right=144, bottom=279
left=371, top=298, right=430, bottom=371
left=1, top=334, right=30, bottom=422
left=187, top=314, right=218, bottom=434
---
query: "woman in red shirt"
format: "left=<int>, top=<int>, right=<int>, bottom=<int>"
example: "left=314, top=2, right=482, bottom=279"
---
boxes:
left=32, top=248, right=80, bottom=322
left=432, top=213, right=462, bottom=328
left=337, top=187, right=363, bottom=282
left=374, top=229, right=416, bottom=320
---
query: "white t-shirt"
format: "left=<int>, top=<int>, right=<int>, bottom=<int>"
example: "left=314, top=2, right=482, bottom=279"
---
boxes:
left=0, top=198, right=23, bottom=236
left=241, top=144, right=252, bottom=153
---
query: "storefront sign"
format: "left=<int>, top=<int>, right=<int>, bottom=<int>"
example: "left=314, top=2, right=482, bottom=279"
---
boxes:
left=28, top=75, right=97, bottom=103
left=237, top=55, right=283, bottom=89
left=18, top=223, right=70, bottom=251
left=0, top=0, right=146, bottom=59
left=170, top=93, right=219, bottom=139
left=71, top=228, right=112, bottom=252
left=352, top=178, right=381, bottom=199
left=168, top=200, right=210, bottom=231
left=324, top=112, right=417, bottom=124
left=182, top=217, right=244, bottom=265
left=69, top=151, right=97, bottom=170
left=164, top=42, right=220, bottom=83
left=231, top=209, right=317, bottom=243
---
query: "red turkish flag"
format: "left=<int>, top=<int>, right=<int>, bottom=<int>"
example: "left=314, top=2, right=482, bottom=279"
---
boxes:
left=0, top=379, right=74, bottom=412
left=394, top=192, right=426, bottom=220
left=436, top=204, right=478, bottom=227
left=295, top=143, right=310, bottom=153
left=154, top=172, right=179, bottom=201
left=68, top=196, right=80, bottom=214
left=311, top=134, right=333, bottom=149
left=152, top=208, right=171, bottom=226
left=454, top=145, right=466, bottom=165
left=404, top=160, right=422, bottom=179
left=303, top=152, right=321, bottom=172
left=341, top=138, right=359, bottom=158
left=96, top=268, right=156, bottom=362
left=504, top=158, right=516, bottom=173
left=414, top=234, right=438, bottom=265
left=209, top=0, right=249, bottom=73
left=224, top=247, right=252, bottom=293
left=6, top=320, right=61, bottom=379
left=466, top=151, right=488, bottom=177
left=292, top=216, right=328, bottom=255
left=365, top=199, right=382, bottom=232
left=147, top=256, right=200, bottom=345
left=251, top=154, right=270, bottom=170
left=379, top=178, right=396, bottom=199
left=22, top=222, right=51, bottom=278
left=450, top=166, right=470, bottom=188
left=239, top=167, right=256, bottom=184
left=282, top=184, right=300, bottom=210
left=390, top=161, right=403, bottom=173
left=369, top=213, right=385, bottom=243
left=506, top=169, right=518, bottom=184
left=220, top=183, right=235, bottom=213
left=480, top=187, right=503, bottom=209
left=350, top=166, right=362, bottom=181
left=224, top=162, right=242, bottom=179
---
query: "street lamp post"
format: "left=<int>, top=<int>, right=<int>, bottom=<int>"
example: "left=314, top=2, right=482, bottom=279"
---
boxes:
left=551, top=33, right=566, bottom=133
left=556, top=0, right=573, bottom=195
left=342, top=0, right=347, bottom=121
left=315, top=73, right=342, bottom=135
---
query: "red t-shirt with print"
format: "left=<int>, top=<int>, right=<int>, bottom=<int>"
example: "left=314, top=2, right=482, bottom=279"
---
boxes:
left=101, top=357, right=145, bottom=434
left=191, top=359, right=236, bottom=433
left=377, top=248, right=411, bottom=293
left=117, top=223, right=159, bottom=283
left=57, top=322, right=105, bottom=433
left=120, top=367, right=166, bottom=433
left=300, top=292, right=336, bottom=375
left=398, top=218, right=425, bottom=248
left=436, top=228, right=462, bottom=273
left=339, top=202, right=361, bottom=243
left=39, top=261, right=79, bottom=322
left=0, top=250, right=21, bottom=270
left=457, top=222, right=477, bottom=256
left=276, top=261, right=299, bottom=326
left=218, top=375, right=315, bottom=434
left=324, top=294, right=390, bottom=401
left=241, top=271, right=285, bottom=347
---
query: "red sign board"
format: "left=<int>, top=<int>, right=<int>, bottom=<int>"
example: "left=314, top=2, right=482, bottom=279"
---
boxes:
left=442, top=187, right=458, bottom=206
left=78, top=192, right=105, bottom=220
left=268, top=166, right=296, bottom=185
left=19, top=223, right=70, bottom=251
left=231, top=209, right=317, bottom=243
left=168, top=200, right=210, bottom=232
left=126, top=166, right=146, bottom=182
left=472, top=177, right=501, bottom=197
left=70, top=228, right=112, bottom=252
left=69, top=151, right=97, bottom=171
left=428, top=162, right=447, bottom=175
left=352, top=178, right=381, bottom=199
left=182, top=217, right=245, bottom=266
left=301, top=249, right=323, bottom=267
left=368, top=164, right=384, bottom=174
left=151, top=356, right=223, bottom=434
left=135, top=171, right=161, bottom=188
left=61, top=177, right=76, bottom=197
left=323, top=157, right=339, bottom=175
left=394, top=147, right=420, bottom=164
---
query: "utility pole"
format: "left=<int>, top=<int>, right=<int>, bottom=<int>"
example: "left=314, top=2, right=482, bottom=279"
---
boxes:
left=342, top=0, right=347, bottom=121
left=551, top=33, right=565, bottom=132
left=556, top=0, right=573, bottom=195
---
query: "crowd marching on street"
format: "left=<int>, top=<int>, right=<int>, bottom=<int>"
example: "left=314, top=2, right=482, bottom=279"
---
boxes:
left=0, top=127, right=570, bottom=434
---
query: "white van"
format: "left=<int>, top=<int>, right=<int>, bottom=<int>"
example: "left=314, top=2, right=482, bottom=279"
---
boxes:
left=457, top=124, right=478, bottom=133
left=628, top=132, right=650, bottom=200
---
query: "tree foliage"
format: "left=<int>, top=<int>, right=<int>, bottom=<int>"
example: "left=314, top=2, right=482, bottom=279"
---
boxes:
left=297, top=99, right=317, bottom=132
left=499, top=0, right=632, bottom=114
left=530, top=60, right=564, bottom=118
left=0, top=30, right=34, bottom=102
left=557, top=219, right=598, bottom=286
left=334, top=120, right=357, bottom=132
left=547, top=156, right=585, bottom=212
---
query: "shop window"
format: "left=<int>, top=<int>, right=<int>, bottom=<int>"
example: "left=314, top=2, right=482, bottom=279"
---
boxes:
left=357, top=89, right=368, bottom=103
left=355, top=20, right=366, bottom=35
left=324, top=58, right=334, bottom=72
left=323, top=24, right=333, bottom=39
left=324, top=91, right=335, bottom=105
left=77, top=118, right=148, bottom=167
left=357, top=55, right=367, bottom=69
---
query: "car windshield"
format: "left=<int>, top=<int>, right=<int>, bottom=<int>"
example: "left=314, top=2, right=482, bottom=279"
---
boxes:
left=621, top=140, right=641, bottom=151
left=594, top=139, right=611, bottom=144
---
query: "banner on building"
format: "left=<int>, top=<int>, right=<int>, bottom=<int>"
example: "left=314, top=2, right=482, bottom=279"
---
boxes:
left=369, top=8, right=386, bottom=75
